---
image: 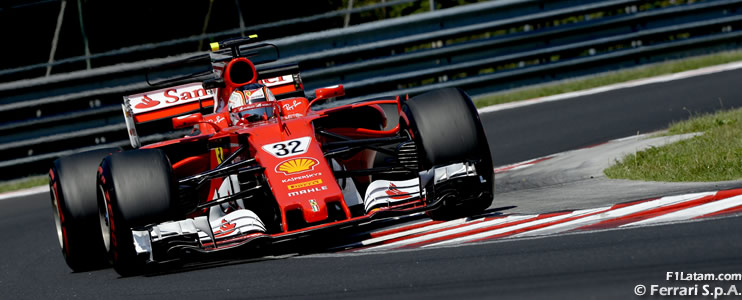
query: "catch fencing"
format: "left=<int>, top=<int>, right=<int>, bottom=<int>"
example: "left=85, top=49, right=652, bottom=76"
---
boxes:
left=1, top=0, right=741, bottom=179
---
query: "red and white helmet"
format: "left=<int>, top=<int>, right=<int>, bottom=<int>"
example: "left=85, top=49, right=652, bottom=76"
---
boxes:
left=228, top=83, right=276, bottom=110
left=228, top=83, right=277, bottom=124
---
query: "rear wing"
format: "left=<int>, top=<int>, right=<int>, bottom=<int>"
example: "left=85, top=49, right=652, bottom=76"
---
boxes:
left=258, top=64, right=305, bottom=100
left=122, top=64, right=305, bottom=148
left=124, top=83, right=215, bottom=123
left=122, top=82, right=215, bottom=148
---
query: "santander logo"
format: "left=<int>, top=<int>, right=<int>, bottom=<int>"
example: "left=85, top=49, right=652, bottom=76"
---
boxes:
left=213, top=219, right=237, bottom=238
left=135, top=95, right=160, bottom=109
left=261, top=75, right=292, bottom=87
left=128, top=82, right=214, bottom=114
left=385, top=183, right=411, bottom=200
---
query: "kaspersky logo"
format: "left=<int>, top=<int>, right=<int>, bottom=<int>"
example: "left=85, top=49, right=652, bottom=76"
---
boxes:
left=275, top=157, right=319, bottom=175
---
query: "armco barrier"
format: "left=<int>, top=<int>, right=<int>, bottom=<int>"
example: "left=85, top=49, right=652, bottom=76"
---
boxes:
left=2, top=0, right=742, bottom=180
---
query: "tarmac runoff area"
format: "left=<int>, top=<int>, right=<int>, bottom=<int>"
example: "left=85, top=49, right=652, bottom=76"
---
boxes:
left=494, top=132, right=742, bottom=214
left=318, top=132, right=742, bottom=253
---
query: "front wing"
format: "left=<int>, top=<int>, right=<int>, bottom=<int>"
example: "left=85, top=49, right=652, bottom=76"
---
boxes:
left=131, top=162, right=485, bottom=263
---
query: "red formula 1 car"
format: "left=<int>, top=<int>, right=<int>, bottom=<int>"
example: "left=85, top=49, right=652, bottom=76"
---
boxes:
left=49, top=36, right=494, bottom=276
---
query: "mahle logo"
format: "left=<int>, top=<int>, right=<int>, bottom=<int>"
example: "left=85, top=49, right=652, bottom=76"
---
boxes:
left=275, top=157, right=319, bottom=175
left=288, top=186, right=328, bottom=197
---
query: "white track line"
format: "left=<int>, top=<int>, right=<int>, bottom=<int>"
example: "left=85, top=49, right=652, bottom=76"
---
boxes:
left=494, top=156, right=555, bottom=174
left=622, top=194, right=742, bottom=227
left=0, top=185, right=49, bottom=201
left=477, top=61, right=742, bottom=114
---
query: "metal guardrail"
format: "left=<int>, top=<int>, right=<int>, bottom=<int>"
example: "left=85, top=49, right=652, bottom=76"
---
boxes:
left=0, top=0, right=421, bottom=80
left=2, top=0, right=742, bottom=180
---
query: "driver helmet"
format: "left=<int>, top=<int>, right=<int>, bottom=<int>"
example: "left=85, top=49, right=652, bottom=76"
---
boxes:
left=228, top=83, right=277, bottom=123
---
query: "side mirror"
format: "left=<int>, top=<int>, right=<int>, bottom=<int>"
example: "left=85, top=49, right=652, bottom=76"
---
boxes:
left=315, top=85, right=345, bottom=100
left=306, top=85, right=346, bottom=113
left=172, top=113, right=203, bottom=129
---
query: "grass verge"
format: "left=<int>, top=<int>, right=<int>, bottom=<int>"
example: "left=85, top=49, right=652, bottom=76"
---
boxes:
left=474, top=50, right=742, bottom=108
left=604, top=108, right=742, bottom=182
left=0, top=175, right=48, bottom=194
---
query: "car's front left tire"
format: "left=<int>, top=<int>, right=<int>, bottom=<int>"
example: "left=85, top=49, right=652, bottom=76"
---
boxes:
left=49, top=147, right=120, bottom=272
left=97, top=149, right=177, bottom=276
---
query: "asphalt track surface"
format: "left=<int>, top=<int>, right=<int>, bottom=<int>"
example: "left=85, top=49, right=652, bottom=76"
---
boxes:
left=4, top=67, right=742, bottom=299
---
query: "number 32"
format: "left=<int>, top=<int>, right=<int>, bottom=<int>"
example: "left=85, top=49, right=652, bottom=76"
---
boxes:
left=262, top=137, right=311, bottom=158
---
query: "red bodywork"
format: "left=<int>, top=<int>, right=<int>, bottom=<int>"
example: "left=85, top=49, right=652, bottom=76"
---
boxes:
left=129, top=55, right=415, bottom=250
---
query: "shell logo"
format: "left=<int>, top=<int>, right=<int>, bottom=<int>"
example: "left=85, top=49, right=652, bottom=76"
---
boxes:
left=275, top=157, right=319, bottom=175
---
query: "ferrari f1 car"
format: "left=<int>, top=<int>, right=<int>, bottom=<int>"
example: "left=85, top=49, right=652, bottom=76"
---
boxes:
left=49, top=36, right=494, bottom=276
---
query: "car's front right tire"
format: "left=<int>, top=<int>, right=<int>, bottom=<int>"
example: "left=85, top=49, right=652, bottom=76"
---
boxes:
left=402, top=88, right=494, bottom=220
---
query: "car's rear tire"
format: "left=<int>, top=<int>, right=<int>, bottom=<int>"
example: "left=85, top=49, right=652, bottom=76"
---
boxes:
left=49, top=147, right=119, bottom=272
left=402, top=88, right=494, bottom=220
left=97, top=149, right=177, bottom=276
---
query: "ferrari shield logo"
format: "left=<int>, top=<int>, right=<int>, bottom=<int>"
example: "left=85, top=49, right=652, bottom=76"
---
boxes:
left=214, top=147, right=225, bottom=164
left=309, top=199, right=320, bottom=212
left=275, top=157, right=319, bottom=175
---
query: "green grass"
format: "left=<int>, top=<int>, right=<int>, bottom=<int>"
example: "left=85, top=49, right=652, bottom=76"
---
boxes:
left=0, top=175, right=48, bottom=194
left=604, top=108, right=742, bottom=182
left=474, top=50, right=742, bottom=108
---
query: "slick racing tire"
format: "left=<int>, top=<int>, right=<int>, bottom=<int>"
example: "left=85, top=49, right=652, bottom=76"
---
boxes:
left=49, top=147, right=120, bottom=272
left=97, top=149, right=177, bottom=276
left=402, top=88, right=494, bottom=220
